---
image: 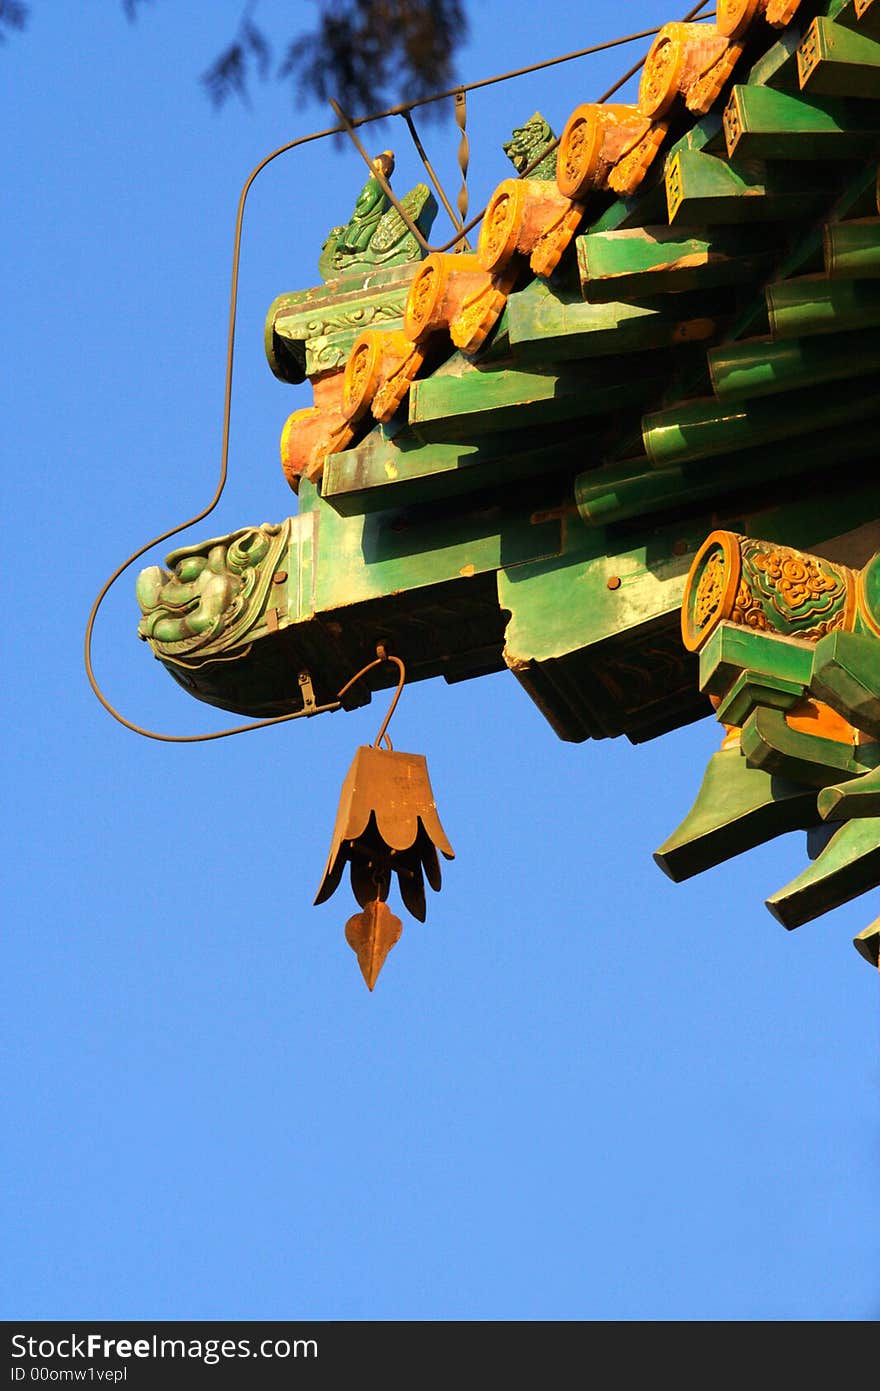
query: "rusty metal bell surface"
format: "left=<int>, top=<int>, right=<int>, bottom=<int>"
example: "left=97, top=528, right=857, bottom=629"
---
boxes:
left=345, top=900, right=404, bottom=991
left=314, top=745, right=455, bottom=921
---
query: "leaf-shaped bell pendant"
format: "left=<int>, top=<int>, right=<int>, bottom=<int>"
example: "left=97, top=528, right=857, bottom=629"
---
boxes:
left=314, top=648, right=454, bottom=990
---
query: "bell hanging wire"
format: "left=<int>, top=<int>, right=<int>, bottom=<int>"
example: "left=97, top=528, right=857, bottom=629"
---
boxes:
left=314, top=646, right=454, bottom=990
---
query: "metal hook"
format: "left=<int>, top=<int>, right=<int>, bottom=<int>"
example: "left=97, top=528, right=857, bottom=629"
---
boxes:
left=336, top=644, right=407, bottom=751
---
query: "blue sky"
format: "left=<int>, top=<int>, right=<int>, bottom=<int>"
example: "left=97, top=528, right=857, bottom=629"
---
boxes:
left=3, top=1, right=878, bottom=1320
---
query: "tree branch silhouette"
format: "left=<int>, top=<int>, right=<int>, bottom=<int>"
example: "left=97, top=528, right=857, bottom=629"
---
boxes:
left=2, top=1, right=466, bottom=117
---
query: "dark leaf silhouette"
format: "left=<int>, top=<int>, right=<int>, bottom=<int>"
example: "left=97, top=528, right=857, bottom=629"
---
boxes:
left=280, top=0, right=467, bottom=117
left=202, top=42, right=252, bottom=109
left=6, top=2, right=466, bottom=119
left=0, top=0, right=27, bottom=43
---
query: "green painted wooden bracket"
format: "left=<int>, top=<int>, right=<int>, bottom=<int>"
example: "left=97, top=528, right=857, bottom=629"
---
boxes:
left=797, top=15, right=880, bottom=98
left=740, top=705, right=880, bottom=786
left=853, top=918, right=880, bottom=966
left=810, top=628, right=880, bottom=736
left=505, top=280, right=718, bottom=365
left=723, top=84, right=880, bottom=162
left=654, top=745, right=818, bottom=882
left=584, top=118, right=726, bottom=240
left=698, top=624, right=815, bottom=702
left=716, top=671, right=807, bottom=729
left=665, top=148, right=822, bottom=226
left=766, top=815, right=880, bottom=928
left=576, top=225, right=771, bottom=302
left=818, top=763, right=880, bottom=819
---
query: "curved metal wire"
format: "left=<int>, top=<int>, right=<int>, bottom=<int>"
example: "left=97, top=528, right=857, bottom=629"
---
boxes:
left=335, top=646, right=407, bottom=752
left=84, top=128, right=349, bottom=742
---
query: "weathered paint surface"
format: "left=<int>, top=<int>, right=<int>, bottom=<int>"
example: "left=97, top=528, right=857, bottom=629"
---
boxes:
left=136, top=0, right=880, bottom=953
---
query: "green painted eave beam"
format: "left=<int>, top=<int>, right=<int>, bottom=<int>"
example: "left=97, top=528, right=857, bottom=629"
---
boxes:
left=642, top=372, right=880, bottom=467
left=307, top=476, right=562, bottom=616
left=503, top=481, right=880, bottom=669
left=321, top=418, right=607, bottom=517
left=407, top=361, right=665, bottom=443
left=581, top=118, right=724, bottom=240
left=824, top=216, right=880, bottom=274
left=665, top=148, right=824, bottom=226
left=576, top=225, right=772, bottom=301
left=720, top=162, right=879, bottom=345
left=723, top=84, right=880, bottom=160
left=766, top=274, right=880, bottom=335
left=574, top=416, right=880, bottom=528
left=766, top=816, right=880, bottom=928
left=653, top=746, right=817, bottom=882
left=505, top=280, right=718, bottom=365
left=707, top=324, right=880, bottom=397
left=322, top=430, right=552, bottom=516
left=797, top=14, right=880, bottom=97
left=499, top=518, right=697, bottom=667
left=497, top=478, right=880, bottom=743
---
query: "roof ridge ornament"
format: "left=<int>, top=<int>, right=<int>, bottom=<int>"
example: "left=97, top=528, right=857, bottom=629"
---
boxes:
left=318, top=150, right=439, bottom=283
